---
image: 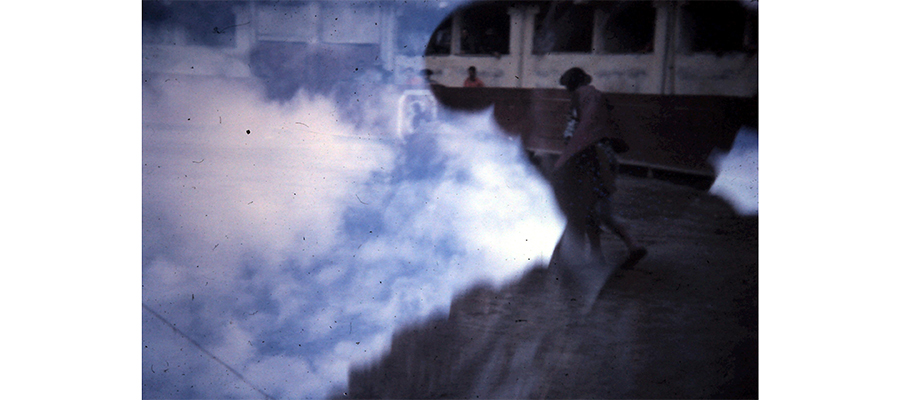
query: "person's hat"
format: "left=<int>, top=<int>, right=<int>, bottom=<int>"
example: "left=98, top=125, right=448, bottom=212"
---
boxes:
left=559, top=68, right=591, bottom=90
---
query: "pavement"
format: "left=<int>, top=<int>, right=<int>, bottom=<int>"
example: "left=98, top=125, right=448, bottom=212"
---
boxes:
left=346, top=173, right=758, bottom=399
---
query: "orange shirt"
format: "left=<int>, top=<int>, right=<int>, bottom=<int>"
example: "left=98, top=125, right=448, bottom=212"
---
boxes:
left=463, top=77, right=484, bottom=87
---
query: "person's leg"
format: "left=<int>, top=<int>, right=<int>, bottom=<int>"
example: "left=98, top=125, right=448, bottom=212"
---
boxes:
left=595, top=197, right=647, bottom=268
left=594, top=197, right=638, bottom=251
left=585, top=212, right=602, bottom=252
left=606, top=219, right=641, bottom=253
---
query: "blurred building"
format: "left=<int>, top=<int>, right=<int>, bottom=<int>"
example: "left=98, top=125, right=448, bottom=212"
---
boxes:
left=143, top=0, right=758, bottom=181
left=143, top=0, right=757, bottom=97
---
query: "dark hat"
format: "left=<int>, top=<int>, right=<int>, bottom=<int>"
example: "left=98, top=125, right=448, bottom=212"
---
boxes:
left=559, top=68, right=592, bottom=90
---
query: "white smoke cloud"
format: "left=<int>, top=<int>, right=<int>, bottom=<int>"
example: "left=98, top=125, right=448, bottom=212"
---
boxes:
left=142, top=70, right=564, bottom=399
left=709, top=127, right=758, bottom=216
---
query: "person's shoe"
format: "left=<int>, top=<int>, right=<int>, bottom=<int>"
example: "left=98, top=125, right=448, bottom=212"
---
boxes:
left=620, top=247, right=648, bottom=270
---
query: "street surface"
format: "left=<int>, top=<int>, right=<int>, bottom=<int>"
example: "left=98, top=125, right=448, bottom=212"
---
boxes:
left=348, top=173, right=758, bottom=399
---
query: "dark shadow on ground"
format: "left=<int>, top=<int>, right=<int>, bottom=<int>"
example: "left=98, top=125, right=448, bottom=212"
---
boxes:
left=344, top=174, right=758, bottom=399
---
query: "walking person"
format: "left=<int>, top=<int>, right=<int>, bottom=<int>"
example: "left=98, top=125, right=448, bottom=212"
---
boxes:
left=553, top=67, right=647, bottom=269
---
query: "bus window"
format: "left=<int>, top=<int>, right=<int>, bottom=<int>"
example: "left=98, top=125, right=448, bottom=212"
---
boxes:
left=681, top=1, right=755, bottom=55
left=533, top=1, right=594, bottom=54
left=459, top=2, right=510, bottom=55
left=601, top=1, right=656, bottom=54
left=425, top=16, right=452, bottom=55
left=143, top=1, right=237, bottom=48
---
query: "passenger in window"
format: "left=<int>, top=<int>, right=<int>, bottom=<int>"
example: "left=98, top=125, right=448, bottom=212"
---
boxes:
left=422, top=69, right=438, bottom=85
left=463, top=66, right=485, bottom=88
left=553, top=67, right=647, bottom=270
